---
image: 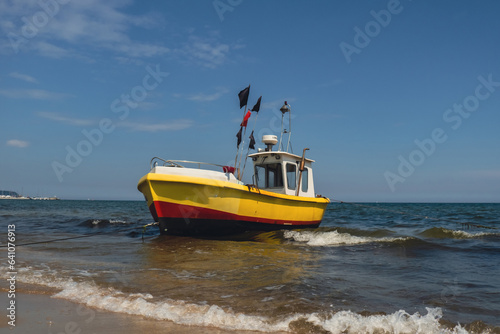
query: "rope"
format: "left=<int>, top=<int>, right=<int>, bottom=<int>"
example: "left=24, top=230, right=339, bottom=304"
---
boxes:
left=142, top=222, right=158, bottom=241
left=329, top=199, right=498, bottom=230
left=0, top=223, right=159, bottom=248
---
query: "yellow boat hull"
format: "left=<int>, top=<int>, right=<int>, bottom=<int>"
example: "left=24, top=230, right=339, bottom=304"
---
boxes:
left=137, top=172, right=330, bottom=235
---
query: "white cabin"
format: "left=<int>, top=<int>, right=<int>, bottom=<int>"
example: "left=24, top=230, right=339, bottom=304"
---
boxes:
left=248, top=150, right=316, bottom=198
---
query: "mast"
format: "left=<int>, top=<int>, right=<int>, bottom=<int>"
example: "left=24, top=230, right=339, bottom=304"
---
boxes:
left=234, top=85, right=251, bottom=179
left=279, top=101, right=292, bottom=153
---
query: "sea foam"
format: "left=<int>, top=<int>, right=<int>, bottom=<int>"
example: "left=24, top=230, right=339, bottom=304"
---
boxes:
left=420, top=227, right=499, bottom=239
left=303, top=308, right=469, bottom=334
left=283, top=230, right=407, bottom=246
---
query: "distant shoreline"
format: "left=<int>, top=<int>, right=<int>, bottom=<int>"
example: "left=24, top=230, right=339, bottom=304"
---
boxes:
left=0, top=195, right=59, bottom=200
left=0, top=190, right=59, bottom=200
left=1, top=196, right=498, bottom=204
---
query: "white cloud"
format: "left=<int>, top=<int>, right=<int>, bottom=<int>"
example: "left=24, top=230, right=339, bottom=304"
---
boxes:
left=115, top=56, right=145, bottom=66
left=186, top=87, right=229, bottom=102
left=35, top=41, right=71, bottom=59
left=0, top=89, right=73, bottom=100
left=177, top=35, right=230, bottom=69
left=459, top=170, right=500, bottom=180
left=0, top=2, right=239, bottom=68
left=135, top=101, right=159, bottom=111
left=0, top=0, right=169, bottom=59
left=6, top=139, right=29, bottom=148
left=116, top=42, right=169, bottom=58
left=119, top=119, right=194, bottom=132
left=38, top=111, right=93, bottom=126
left=9, top=72, right=38, bottom=83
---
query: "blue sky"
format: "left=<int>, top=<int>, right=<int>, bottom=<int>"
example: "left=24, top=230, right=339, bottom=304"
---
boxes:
left=1, top=0, right=499, bottom=202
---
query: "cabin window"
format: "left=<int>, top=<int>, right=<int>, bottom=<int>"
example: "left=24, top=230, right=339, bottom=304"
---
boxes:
left=286, top=163, right=296, bottom=190
left=301, top=167, right=309, bottom=193
left=268, top=163, right=283, bottom=188
left=255, top=165, right=266, bottom=189
left=255, top=163, right=283, bottom=188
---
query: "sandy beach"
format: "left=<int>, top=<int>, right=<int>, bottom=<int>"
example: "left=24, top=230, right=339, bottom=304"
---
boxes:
left=3, top=292, right=258, bottom=334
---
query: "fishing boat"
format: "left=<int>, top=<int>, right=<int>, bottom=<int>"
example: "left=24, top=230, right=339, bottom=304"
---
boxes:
left=137, top=90, right=329, bottom=235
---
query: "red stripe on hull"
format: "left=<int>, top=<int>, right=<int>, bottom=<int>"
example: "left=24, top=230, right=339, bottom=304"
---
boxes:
left=152, top=201, right=321, bottom=227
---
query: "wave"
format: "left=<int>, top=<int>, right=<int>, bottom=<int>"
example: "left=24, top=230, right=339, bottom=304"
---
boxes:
left=53, top=282, right=289, bottom=332
left=419, top=227, right=499, bottom=239
left=78, top=219, right=131, bottom=228
left=294, top=308, right=472, bottom=334
left=283, top=230, right=411, bottom=247
left=4, top=266, right=474, bottom=334
left=282, top=225, right=500, bottom=248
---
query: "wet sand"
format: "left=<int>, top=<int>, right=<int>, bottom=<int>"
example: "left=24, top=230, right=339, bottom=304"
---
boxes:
left=3, top=293, right=263, bottom=334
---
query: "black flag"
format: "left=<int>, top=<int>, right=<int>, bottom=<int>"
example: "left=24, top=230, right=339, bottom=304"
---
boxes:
left=236, top=127, right=243, bottom=148
left=251, top=96, right=262, bottom=112
left=249, top=131, right=256, bottom=150
left=238, top=85, right=250, bottom=109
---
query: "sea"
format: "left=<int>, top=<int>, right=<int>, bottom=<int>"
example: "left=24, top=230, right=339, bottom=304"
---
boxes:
left=1, top=200, right=499, bottom=333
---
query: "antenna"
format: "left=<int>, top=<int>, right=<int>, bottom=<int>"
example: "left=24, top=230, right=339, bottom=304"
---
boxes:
left=279, top=101, right=292, bottom=153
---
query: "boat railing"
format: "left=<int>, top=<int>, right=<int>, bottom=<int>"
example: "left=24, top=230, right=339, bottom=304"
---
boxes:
left=150, top=157, right=227, bottom=171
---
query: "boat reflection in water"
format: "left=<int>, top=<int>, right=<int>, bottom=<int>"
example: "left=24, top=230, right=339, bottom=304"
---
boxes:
left=138, top=231, right=320, bottom=318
